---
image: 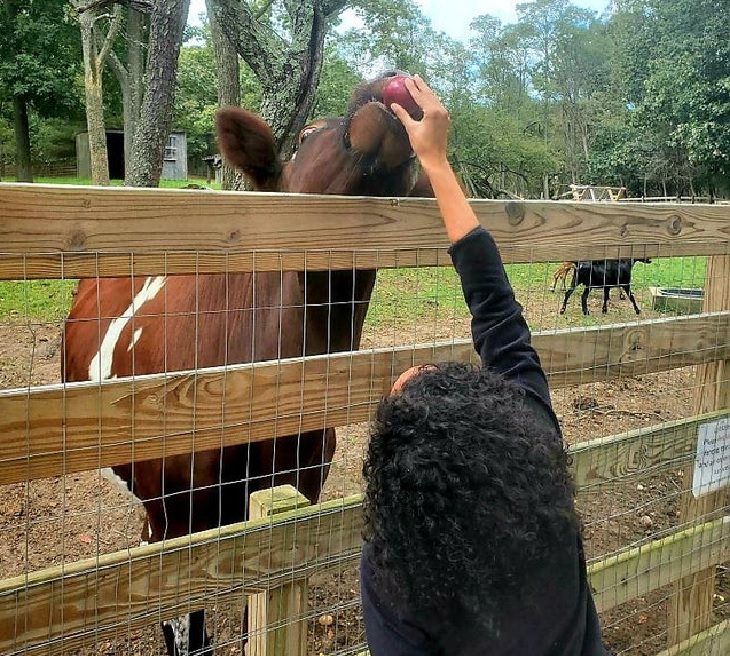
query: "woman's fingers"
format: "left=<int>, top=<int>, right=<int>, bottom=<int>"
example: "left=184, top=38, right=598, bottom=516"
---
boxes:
left=407, top=76, right=445, bottom=115
left=391, top=103, right=417, bottom=130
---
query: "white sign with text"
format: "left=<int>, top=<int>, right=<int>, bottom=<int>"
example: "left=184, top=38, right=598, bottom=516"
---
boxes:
left=692, top=417, right=730, bottom=498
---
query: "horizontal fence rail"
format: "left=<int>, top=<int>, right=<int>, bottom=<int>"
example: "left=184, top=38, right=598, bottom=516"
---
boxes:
left=1, top=184, right=729, bottom=278
left=0, top=488, right=727, bottom=655
left=5, top=411, right=728, bottom=653
left=0, top=495, right=363, bottom=656
left=655, top=619, right=730, bottom=656
left=1, top=312, right=728, bottom=484
left=571, top=409, right=730, bottom=492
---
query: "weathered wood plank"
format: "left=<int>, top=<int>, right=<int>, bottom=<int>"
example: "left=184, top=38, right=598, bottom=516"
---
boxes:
left=248, top=486, right=311, bottom=656
left=1, top=184, right=728, bottom=278
left=669, top=254, right=730, bottom=644
left=0, top=494, right=363, bottom=656
left=0, top=496, right=726, bottom=655
left=570, top=410, right=730, bottom=492
left=1, top=312, right=728, bottom=485
left=589, top=516, right=730, bottom=613
left=656, top=620, right=730, bottom=656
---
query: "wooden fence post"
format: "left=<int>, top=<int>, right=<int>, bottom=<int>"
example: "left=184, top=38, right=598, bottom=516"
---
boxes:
left=248, top=485, right=311, bottom=656
left=668, top=253, right=730, bottom=645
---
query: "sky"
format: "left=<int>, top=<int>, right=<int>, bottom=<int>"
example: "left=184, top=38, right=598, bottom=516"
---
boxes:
left=188, top=1, right=611, bottom=41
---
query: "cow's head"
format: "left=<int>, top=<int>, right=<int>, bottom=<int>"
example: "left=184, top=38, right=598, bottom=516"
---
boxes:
left=216, top=72, right=419, bottom=197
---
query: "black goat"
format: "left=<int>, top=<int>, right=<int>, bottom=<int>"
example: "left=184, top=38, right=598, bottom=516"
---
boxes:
left=560, top=258, right=652, bottom=316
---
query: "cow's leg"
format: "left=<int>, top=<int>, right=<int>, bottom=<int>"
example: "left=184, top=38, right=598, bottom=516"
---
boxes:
left=162, top=612, right=211, bottom=656
left=581, top=287, right=591, bottom=316
left=147, top=505, right=214, bottom=656
left=624, top=284, right=641, bottom=314
left=602, top=286, right=610, bottom=314
left=560, top=287, right=575, bottom=315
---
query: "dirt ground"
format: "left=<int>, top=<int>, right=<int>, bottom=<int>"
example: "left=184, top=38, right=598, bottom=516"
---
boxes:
left=0, top=289, right=728, bottom=655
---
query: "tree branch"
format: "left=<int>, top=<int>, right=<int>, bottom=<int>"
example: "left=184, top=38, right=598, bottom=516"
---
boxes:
left=254, top=0, right=275, bottom=20
left=210, top=0, right=284, bottom=80
left=97, top=4, right=123, bottom=68
left=321, top=0, right=349, bottom=18
left=77, top=0, right=152, bottom=14
left=105, top=48, right=129, bottom=87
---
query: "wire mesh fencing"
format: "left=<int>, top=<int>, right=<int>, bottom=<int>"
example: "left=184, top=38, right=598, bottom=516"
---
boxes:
left=0, top=188, right=728, bottom=656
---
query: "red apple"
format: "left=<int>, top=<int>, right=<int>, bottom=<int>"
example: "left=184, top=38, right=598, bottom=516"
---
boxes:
left=382, top=76, right=423, bottom=120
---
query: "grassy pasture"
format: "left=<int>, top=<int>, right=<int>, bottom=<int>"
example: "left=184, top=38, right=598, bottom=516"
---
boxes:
left=26, top=176, right=221, bottom=189
left=0, top=258, right=708, bottom=325
left=0, top=175, right=708, bottom=324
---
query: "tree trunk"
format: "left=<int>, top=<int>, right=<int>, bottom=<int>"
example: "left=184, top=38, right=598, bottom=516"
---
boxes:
left=212, top=0, right=338, bottom=160
left=13, top=95, right=32, bottom=182
left=106, top=7, right=146, bottom=180
left=126, top=7, right=145, bottom=176
left=79, top=9, right=110, bottom=185
left=206, top=0, right=240, bottom=190
left=261, top=4, right=326, bottom=158
left=126, top=0, right=190, bottom=187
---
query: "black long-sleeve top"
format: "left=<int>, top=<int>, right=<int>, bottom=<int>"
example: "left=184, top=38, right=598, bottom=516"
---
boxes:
left=360, top=227, right=608, bottom=656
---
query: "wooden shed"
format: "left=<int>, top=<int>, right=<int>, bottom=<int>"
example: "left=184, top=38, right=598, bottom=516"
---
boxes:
left=76, top=130, right=188, bottom=181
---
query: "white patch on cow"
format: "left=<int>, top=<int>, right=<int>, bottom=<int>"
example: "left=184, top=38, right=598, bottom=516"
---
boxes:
left=164, top=615, right=190, bottom=655
left=88, top=276, right=166, bottom=382
left=127, top=327, right=143, bottom=352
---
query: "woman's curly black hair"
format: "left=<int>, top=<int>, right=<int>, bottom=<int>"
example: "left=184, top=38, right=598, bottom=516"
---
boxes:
left=363, top=362, right=579, bottom=635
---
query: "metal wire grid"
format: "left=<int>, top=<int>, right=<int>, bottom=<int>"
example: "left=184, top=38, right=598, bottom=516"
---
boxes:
left=0, top=239, right=727, bottom=655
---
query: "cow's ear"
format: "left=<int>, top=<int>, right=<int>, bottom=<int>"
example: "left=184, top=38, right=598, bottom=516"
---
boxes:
left=216, top=107, right=281, bottom=191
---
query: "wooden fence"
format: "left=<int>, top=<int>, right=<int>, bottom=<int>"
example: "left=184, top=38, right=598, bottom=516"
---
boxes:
left=0, top=183, right=728, bottom=655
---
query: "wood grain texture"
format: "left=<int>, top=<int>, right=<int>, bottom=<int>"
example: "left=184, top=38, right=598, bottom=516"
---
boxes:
left=248, top=486, right=311, bottom=656
left=1, top=183, right=729, bottom=277
left=669, top=254, right=730, bottom=645
left=589, top=517, right=730, bottom=613
left=656, top=620, right=730, bottom=656
left=0, top=494, right=363, bottom=656
left=1, top=312, right=728, bottom=485
left=570, top=410, right=730, bottom=493
left=0, top=497, right=726, bottom=654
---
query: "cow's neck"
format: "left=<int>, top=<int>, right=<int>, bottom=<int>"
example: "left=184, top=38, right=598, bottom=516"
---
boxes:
left=298, top=269, right=377, bottom=356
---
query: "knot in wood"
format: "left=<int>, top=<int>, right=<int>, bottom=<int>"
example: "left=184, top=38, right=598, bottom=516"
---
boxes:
left=227, top=229, right=241, bottom=245
left=67, top=230, right=86, bottom=251
left=390, top=198, right=400, bottom=207
left=667, top=215, right=683, bottom=236
left=619, top=224, right=629, bottom=238
left=622, top=329, right=646, bottom=361
left=505, top=202, right=526, bottom=226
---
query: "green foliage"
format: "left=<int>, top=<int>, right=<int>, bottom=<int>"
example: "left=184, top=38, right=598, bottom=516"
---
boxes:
left=0, top=1, right=82, bottom=115
left=311, top=43, right=362, bottom=118
left=611, top=0, right=730, bottom=191
left=175, top=22, right=262, bottom=164
left=5, top=0, right=728, bottom=197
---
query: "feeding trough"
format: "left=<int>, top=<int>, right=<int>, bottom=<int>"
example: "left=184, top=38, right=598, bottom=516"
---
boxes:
left=650, top=287, right=705, bottom=314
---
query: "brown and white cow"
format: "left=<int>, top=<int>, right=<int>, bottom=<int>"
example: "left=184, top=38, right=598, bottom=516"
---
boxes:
left=63, top=72, right=428, bottom=655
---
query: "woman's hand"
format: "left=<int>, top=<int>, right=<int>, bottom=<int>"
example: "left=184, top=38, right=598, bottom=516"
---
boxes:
left=390, top=75, right=450, bottom=173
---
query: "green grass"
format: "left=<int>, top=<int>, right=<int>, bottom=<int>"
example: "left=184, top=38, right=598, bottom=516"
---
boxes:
left=365, top=257, right=709, bottom=330
left=0, top=257, right=709, bottom=324
left=0, top=279, right=77, bottom=322
left=0, top=174, right=710, bottom=326
left=17, top=175, right=222, bottom=190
